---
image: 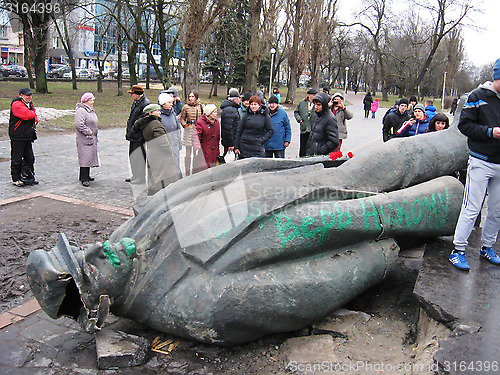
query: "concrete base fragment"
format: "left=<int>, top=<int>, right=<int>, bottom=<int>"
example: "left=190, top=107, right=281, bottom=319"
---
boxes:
left=95, top=329, right=149, bottom=369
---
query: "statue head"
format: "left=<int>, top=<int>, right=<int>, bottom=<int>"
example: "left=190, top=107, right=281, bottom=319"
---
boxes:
left=27, top=233, right=137, bottom=332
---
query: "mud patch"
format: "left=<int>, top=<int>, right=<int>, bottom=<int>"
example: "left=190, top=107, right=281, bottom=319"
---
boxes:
left=0, top=196, right=130, bottom=314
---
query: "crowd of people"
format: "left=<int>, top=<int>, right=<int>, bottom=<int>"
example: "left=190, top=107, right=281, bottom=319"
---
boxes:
left=7, top=58, right=500, bottom=271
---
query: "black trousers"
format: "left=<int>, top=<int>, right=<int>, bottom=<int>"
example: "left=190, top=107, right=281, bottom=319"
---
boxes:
left=11, top=140, right=35, bottom=182
left=79, top=167, right=90, bottom=182
left=128, top=141, right=146, bottom=180
left=265, top=149, right=285, bottom=158
left=299, top=132, right=310, bottom=157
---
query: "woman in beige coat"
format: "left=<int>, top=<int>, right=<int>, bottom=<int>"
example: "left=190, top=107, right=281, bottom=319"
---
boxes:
left=179, top=90, right=203, bottom=176
left=75, top=92, right=98, bottom=187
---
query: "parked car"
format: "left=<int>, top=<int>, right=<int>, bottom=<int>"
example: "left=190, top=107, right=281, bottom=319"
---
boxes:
left=0, top=65, right=10, bottom=77
left=112, top=68, right=130, bottom=80
left=88, top=68, right=100, bottom=79
left=63, top=68, right=92, bottom=79
left=48, top=65, right=71, bottom=78
left=47, top=63, right=65, bottom=73
left=142, top=66, right=163, bottom=80
left=5, top=65, right=27, bottom=77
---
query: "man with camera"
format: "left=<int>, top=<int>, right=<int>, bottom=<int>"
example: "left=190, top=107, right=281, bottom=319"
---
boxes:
left=329, top=92, right=353, bottom=151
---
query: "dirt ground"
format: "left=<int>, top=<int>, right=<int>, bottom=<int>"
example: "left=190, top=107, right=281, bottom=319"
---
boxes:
left=0, top=196, right=447, bottom=374
left=0, top=197, right=130, bottom=314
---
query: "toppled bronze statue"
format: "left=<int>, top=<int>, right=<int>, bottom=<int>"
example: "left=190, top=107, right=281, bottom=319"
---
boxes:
left=27, top=102, right=468, bottom=345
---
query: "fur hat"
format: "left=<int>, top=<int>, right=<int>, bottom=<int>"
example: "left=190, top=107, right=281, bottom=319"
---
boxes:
left=493, top=58, right=500, bottom=81
left=143, top=104, right=161, bottom=114
left=204, top=104, right=217, bottom=116
left=80, top=92, right=95, bottom=103
left=268, top=95, right=279, bottom=104
left=228, top=88, right=240, bottom=98
left=127, top=85, right=144, bottom=95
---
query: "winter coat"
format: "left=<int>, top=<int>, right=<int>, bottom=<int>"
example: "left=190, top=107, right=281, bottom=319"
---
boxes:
left=265, top=107, right=291, bottom=151
left=458, top=82, right=500, bottom=164
left=371, top=101, right=379, bottom=112
left=396, top=115, right=430, bottom=137
left=75, top=103, right=99, bottom=168
left=9, top=97, right=38, bottom=141
left=126, top=95, right=150, bottom=142
left=133, top=114, right=179, bottom=193
left=306, top=93, right=339, bottom=156
left=173, top=99, right=183, bottom=115
left=294, top=98, right=315, bottom=134
left=363, top=94, right=373, bottom=111
left=179, top=100, right=203, bottom=147
left=235, top=105, right=274, bottom=159
left=160, top=107, right=182, bottom=172
left=192, top=114, right=221, bottom=170
left=220, top=99, right=240, bottom=147
left=238, top=104, right=247, bottom=119
left=382, top=109, right=410, bottom=142
left=332, top=106, right=353, bottom=140
left=425, top=105, right=437, bottom=120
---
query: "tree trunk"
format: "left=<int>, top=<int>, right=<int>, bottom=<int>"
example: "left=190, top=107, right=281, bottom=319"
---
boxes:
left=183, top=46, right=201, bottom=101
left=243, top=0, right=262, bottom=93
left=285, top=0, right=301, bottom=104
left=128, top=42, right=138, bottom=86
left=23, top=31, right=34, bottom=90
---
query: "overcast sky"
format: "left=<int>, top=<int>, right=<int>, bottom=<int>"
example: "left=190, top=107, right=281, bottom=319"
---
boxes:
left=337, top=0, right=498, bottom=67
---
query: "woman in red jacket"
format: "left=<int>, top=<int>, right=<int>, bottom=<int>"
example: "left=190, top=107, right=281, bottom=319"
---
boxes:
left=192, top=104, right=221, bottom=172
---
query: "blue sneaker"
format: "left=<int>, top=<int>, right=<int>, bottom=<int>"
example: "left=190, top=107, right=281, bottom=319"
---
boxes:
left=449, top=251, right=470, bottom=270
left=480, top=247, right=500, bottom=265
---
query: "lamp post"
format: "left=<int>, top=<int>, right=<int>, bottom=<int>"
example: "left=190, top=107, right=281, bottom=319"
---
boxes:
left=269, top=48, right=276, bottom=100
left=344, top=66, right=349, bottom=95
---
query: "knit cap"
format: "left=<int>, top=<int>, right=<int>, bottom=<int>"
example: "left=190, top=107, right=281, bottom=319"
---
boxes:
left=413, top=103, right=425, bottom=112
left=80, top=92, right=95, bottom=103
left=143, top=104, right=161, bottom=114
left=268, top=95, right=279, bottom=104
left=493, top=58, right=500, bottom=81
left=204, top=104, right=217, bottom=116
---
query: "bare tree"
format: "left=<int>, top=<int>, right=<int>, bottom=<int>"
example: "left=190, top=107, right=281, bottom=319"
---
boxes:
left=3, top=0, right=54, bottom=93
left=244, top=0, right=281, bottom=94
left=409, top=0, right=478, bottom=92
left=341, top=0, right=391, bottom=100
left=181, top=0, right=228, bottom=100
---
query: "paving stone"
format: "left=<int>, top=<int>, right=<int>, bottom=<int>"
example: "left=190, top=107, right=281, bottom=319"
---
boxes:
left=95, top=329, right=149, bottom=369
left=8, top=299, right=40, bottom=317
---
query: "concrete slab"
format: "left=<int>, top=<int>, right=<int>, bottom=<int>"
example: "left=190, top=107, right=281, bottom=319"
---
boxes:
left=95, top=329, right=149, bottom=369
left=414, top=237, right=500, bottom=374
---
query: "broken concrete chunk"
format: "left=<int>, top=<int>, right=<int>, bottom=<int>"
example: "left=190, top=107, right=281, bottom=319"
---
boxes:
left=95, top=329, right=149, bottom=369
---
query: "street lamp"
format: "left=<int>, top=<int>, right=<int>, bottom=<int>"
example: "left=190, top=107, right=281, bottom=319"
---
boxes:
left=344, top=66, right=349, bottom=95
left=269, top=47, right=276, bottom=101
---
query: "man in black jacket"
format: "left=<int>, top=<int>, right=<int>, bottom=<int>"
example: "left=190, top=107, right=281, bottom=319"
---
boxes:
left=125, top=85, right=150, bottom=184
left=382, top=98, right=410, bottom=142
left=306, top=92, right=339, bottom=156
left=220, top=88, right=241, bottom=157
left=9, top=88, right=38, bottom=186
left=450, top=58, right=500, bottom=270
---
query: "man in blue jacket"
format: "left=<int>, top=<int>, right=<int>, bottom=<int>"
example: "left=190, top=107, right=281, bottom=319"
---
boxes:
left=265, top=95, right=291, bottom=158
left=450, top=58, right=500, bottom=270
